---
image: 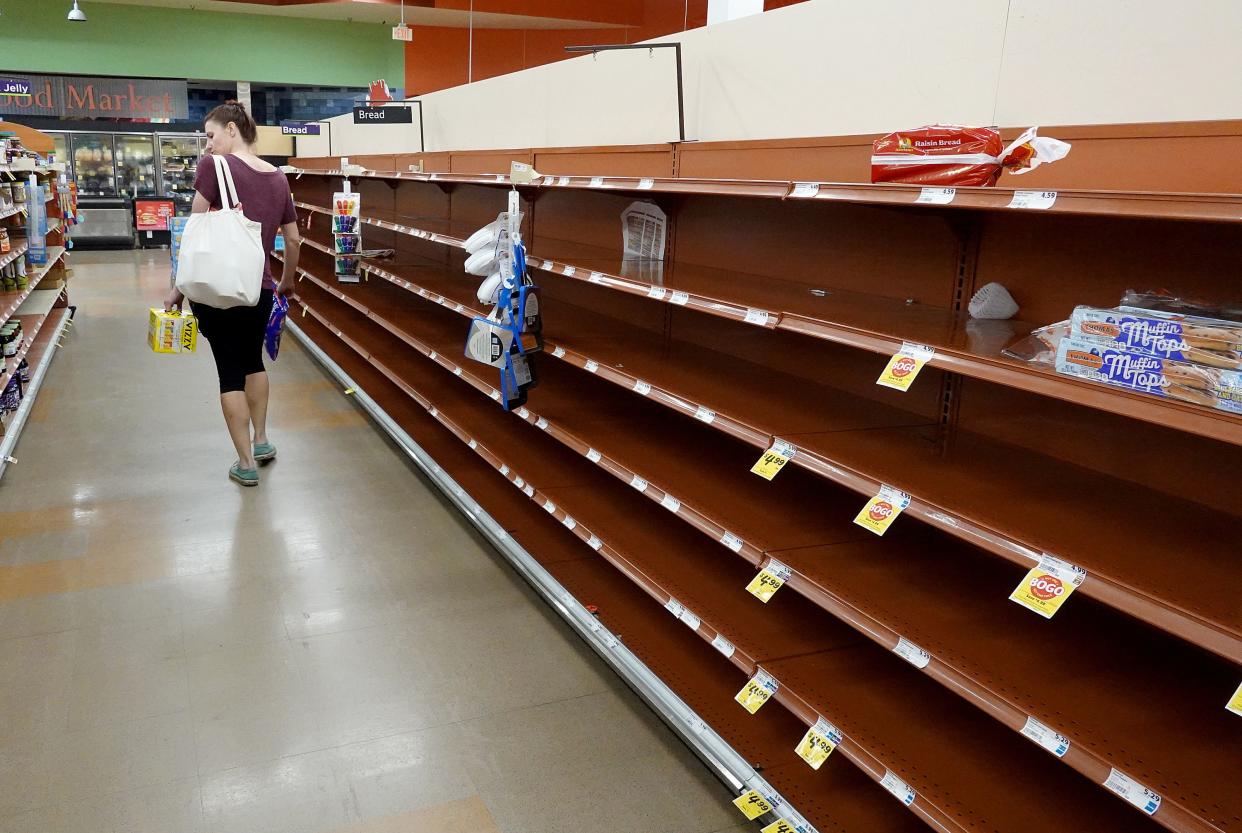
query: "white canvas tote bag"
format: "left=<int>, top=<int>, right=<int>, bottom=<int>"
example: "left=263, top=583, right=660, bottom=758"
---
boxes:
left=175, top=154, right=265, bottom=309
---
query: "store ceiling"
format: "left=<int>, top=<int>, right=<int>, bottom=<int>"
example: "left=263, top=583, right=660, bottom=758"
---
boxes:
left=83, top=0, right=627, bottom=28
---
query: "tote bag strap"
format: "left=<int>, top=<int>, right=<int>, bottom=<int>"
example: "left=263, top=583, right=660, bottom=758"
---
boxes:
left=212, top=154, right=241, bottom=210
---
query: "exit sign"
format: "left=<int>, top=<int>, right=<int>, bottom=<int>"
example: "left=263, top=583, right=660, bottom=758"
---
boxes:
left=392, top=25, right=412, bottom=41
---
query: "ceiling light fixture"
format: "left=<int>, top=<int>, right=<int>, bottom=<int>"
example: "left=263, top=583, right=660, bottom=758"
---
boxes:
left=67, top=1, right=86, bottom=21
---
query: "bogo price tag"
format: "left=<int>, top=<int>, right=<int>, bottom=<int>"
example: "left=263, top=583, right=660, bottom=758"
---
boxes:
left=876, top=342, right=936, bottom=391
left=1021, top=716, right=1070, bottom=757
left=853, top=485, right=911, bottom=535
left=732, top=790, right=773, bottom=820
left=1104, top=769, right=1162, bottom=816
left=751, top=439, right=797, bottom=480
left=746, top=558, right=792, bottom=604
left=795, top=717, right=842, bottom=770
left=1009, top=189, right=1058, bottom=210
left=916, top=186, right=956, bottom=205
left=1009, top=555, right=1086, bottom=619
left=735, top=670, right=779, bottom=714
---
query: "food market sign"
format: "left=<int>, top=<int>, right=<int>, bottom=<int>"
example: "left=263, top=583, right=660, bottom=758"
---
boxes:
left=0, top=73, right=188, bottom=119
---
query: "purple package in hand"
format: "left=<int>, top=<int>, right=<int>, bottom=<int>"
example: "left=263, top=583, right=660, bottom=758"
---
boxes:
left=266, top=294, right=289, bottom=360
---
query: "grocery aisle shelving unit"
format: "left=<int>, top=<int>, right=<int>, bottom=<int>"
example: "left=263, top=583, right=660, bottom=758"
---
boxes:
left=282, top=121, right=1241, bottom=833
left=0, top=143, right=76, bottom=481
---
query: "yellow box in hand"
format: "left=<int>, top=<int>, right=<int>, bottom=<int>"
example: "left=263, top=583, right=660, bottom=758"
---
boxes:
left=148, top=308, right=198, bottom=354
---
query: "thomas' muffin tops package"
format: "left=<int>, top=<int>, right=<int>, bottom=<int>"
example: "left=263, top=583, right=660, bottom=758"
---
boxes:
left=1004, top=294, right=1242, bottom=413
left=1069, top=306, right=1242, bottom=370
left=1054, top=335, right=1242, bottom=413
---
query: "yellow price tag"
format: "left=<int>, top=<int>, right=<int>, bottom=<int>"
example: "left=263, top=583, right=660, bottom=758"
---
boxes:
left=853, top=486, right=910, bottom=536
left=761, top=820, right=799, bottom=833
left=735, top=670, right=778, bottom=714
left=732, top=790, right=773, bottom=820
left=874, top=342, right=933, bottom=392
left=876, top=342, right=935, bottom=391
left=751, top=439, right=797, bottom=481
left=343, top=387, right=355, bottom=395
left=745, top=558, right=791, bottom=603
left=1009, top=555, right=1086, bottom=619
left=795, top=717, right=842, bottom=770
left=1225, top=682, right=1242, bottom=717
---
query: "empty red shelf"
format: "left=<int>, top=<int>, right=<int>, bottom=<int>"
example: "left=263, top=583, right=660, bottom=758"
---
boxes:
left=287, top=248, right=1242, bottom=665
left=292, top=282, right=1181, bottom=833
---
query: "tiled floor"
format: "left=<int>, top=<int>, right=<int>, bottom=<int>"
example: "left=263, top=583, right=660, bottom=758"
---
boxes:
left=0, top=250, right=742, bottom=833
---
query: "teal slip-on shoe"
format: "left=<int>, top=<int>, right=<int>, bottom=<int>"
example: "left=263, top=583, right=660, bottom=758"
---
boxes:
left=229, top=463, right=259, bottom=487
left=253, top=442, right=277, bottom=463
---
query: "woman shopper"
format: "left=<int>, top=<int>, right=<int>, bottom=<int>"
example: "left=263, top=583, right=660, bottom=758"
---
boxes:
left=165, top=100, right=302, bottom=486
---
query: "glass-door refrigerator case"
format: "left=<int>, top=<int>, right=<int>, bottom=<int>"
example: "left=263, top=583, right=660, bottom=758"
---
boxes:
left=157, top=135, right=203, bottom=215
left=71, top=133, right=134, bottom=247
left=72, top=133, right=117, bottom=196
left=115, top=134, right=157, bottom=198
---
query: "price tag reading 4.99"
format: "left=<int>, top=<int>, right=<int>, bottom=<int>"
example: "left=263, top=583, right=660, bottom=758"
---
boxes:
left=1009, top=555, right=1087, bottom=619
left=751, top=439, right=797, bottom=480
left=853, top=486, right=911, bottom=536
left=796, top=717, right=843, bottom=770
left=732, top=790, right=773, bottom=820
left=877, top=342, right=935, bottom=391
left=735, top=670, right=779, bottom=714
left=761, top=820, right=800, bottom=833
left=746, top=558, right=792, bottom=603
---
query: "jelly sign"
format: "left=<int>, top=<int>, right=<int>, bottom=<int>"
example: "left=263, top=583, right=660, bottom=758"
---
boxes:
left=0, top=78, right=32, bottom=98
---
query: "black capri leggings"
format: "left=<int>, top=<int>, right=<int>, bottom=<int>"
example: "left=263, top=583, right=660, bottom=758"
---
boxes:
left=191, top=290, right=274, bottom=394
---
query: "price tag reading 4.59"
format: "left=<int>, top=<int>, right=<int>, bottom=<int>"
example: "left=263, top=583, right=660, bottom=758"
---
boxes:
left=877, top=342, right=936, bottom=391
left=735, top=669, right=779, bottom=714
left=751, top=439, right=797, bottom=481
left=746, top=558, right=792, bottom=603
left=853, top=485, right=911, bottom=536
left=795, top=717, right=843, bottom=770
left=1009, top=554, right=1087, bottom=619
left=732, top=790, right=773, bottom=821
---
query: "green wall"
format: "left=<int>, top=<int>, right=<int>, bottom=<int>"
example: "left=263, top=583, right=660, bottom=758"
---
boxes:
left=4, top=2, right=403, bottom=88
